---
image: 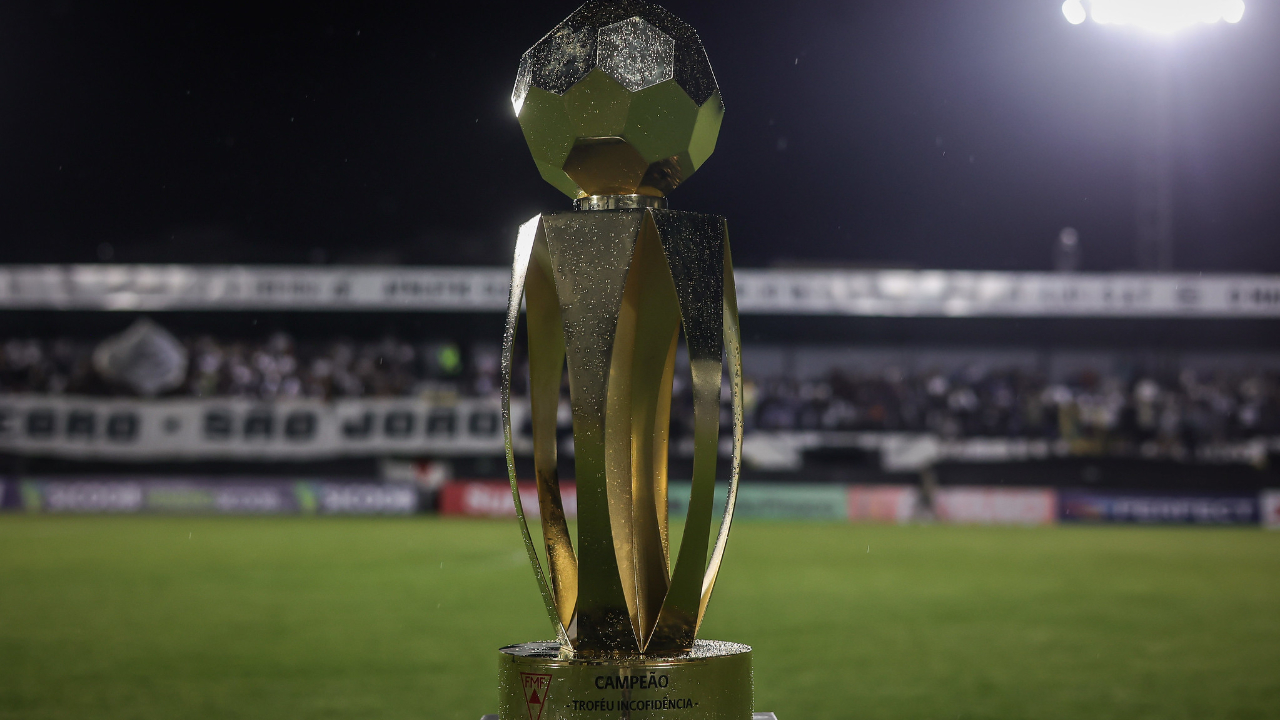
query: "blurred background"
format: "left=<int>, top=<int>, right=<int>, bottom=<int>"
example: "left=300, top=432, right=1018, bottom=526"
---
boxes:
left=1, top=2, right=1278, bottom=719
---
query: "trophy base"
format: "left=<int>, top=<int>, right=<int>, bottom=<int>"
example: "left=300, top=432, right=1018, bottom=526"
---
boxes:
left=483, top=707, right=773, bottom=712
left=497, top=640, right=753, bottom=720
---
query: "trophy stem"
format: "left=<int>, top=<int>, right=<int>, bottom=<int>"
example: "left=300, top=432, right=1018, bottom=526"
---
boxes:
left=574, top=195, right=669, bottom=211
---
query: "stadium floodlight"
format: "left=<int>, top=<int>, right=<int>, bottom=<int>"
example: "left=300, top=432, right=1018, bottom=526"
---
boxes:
left=1061, top=0, right=1245, bottom=33
left=1061, top=0, right=1245, bottom=271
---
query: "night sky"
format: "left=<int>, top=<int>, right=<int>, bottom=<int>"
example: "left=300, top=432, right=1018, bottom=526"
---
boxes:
left=1, top=0, right=1278, bottom=271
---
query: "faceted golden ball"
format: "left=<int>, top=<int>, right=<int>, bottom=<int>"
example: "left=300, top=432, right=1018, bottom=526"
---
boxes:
left=512, top=1, right=725, bottom=199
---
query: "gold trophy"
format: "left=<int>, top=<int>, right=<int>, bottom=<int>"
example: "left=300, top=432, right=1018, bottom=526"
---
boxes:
left=495, top=2, right=758, bottom=719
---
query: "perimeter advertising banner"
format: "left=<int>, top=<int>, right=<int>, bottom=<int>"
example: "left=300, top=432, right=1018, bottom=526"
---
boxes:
left=933, top=486, right=1058, bottom=525
left=1059, top=490, right=1259, bottom=524
left=438, top=481, right=578, bottom=519
left=437, top=481, right=848, bottom=521
left=846, top=485, right=1057, bottom=525
left=667, top=482, right=849, bottom=522
left=1263, top=490, right=1280, bottom=529
left=1, top=479, right=416, bottom=515
left=435, top=481, right=1059, bottom=524
left=847, top=484, right=919, bottom=523
left=0, top=478, right=15, bottom=511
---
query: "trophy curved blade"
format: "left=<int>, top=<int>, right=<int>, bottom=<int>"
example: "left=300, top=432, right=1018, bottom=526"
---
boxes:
left=604, top=215, right=681, bottom=642
left=653, top=328, right=678, bottom=568
left=541, top=210, right=644, bottom=655
left=502, top=215, right=568, bottom=644
left=644, top=209, right=726, bottom=653
left=698, top=237, right=743, bottom=628
left=526, top=239, right=578, bottom=630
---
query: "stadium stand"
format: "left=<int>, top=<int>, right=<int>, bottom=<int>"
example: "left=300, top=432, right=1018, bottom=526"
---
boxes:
left=2, top=266, right=1279, bottom=498
left=4, top=331, right=1278, bottom=450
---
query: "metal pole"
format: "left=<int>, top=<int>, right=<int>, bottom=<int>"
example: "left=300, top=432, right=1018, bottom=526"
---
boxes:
left=1134, top=46, right=1175, bottom=271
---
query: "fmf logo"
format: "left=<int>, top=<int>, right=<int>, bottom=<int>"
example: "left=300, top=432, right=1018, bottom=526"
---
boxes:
left=520, top=672, right=552, bottom=720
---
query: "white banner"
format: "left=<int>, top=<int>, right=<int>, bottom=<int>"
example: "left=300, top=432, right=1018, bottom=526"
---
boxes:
left=0, top=395, right=526, bottom=460
left=0, top=265, right=511, bottom=311
left=3, top=265, right=1279, bottom=317
left=733, top=270, right=1280, bottom=317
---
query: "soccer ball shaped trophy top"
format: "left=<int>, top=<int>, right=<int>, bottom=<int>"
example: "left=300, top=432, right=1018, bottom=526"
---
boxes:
left=497, top=1, right=753, bottom=719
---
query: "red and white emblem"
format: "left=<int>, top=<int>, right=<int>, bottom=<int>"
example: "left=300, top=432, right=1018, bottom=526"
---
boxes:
left=520, top=672, right=552, bottom=720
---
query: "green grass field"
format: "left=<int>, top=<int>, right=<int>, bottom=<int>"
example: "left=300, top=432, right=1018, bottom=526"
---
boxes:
left=0, top=517, right=1277, bottom=720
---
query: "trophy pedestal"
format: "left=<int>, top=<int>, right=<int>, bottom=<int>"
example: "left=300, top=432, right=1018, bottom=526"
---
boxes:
left=497, top=640, right=753, bottom=720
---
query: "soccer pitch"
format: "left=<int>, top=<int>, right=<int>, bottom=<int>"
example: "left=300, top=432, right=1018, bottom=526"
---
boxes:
left=0, top=517, right=1276, bottom=720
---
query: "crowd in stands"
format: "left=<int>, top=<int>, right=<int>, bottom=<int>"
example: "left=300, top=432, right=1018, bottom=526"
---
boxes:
left=740, top=367, right=1280, bottom=452
left=3, top=332, right=1279, bottom=452
left=0, top=333, right=497, bottom=401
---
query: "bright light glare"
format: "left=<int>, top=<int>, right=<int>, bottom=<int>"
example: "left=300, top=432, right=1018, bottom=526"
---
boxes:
left=1063, top=0, right=1087, bottom=24
left=1070, top=0, right=1245, bottom=33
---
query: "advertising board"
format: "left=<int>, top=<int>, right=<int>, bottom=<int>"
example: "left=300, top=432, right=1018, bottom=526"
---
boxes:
left=933, top=487, right=1057, bottom=525
left=438, top=481, right=578, bottom=519
left=439, top=481, right=846, bottom=522
left=1059, top=491, right=1258, bottom=524
left=9, top=479, right=416, bottom=515
left=1257, top=490, right=1279, bottom=529
left=667, top=482, right=848, bottom=522
left=847, top=484, right=919, bottom=523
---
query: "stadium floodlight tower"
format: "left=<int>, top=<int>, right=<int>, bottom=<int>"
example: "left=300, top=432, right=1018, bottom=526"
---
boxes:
left=1061, top=0, right=1246, bottom=271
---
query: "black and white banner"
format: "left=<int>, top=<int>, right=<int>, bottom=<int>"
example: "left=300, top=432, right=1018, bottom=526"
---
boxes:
left=0, top=265, right=511, bottom=311
left=3, top=265, right=1279, bottom=317
left=0, top=395, right=524, bottom=459
left=732, top=270, right=1280, bottom=317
